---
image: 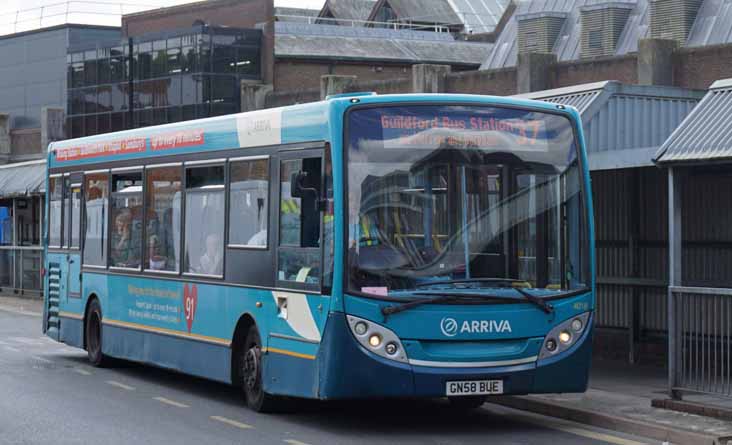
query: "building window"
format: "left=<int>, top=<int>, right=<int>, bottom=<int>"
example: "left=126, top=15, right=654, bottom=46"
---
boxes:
left=83, top=173, right=108, bottom=266
left=110, top=171, right=143, bottom=269
left=145, top=166, right=182, bottom=272
left=229, top=158, right=269, bottom=247
left=49, top=177, right=62, bottom=247
left=184, top=165, right=225, bottom=276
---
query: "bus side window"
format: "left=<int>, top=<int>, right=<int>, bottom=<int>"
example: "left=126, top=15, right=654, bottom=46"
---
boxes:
left=145, top=166, right=182, bottom=272
left=278, top=157, right=321, bottom=286
left=83, top=172, right=109, bottom=267
left=229, top=158, right=269, bottom=248
left=110, top=171, right=143, bottom=269
left=184, top=164, right=225, bottom=276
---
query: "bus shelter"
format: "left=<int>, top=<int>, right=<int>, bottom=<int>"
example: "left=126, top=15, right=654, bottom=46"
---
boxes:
left=0, top=159, right=45, bottom=297
left=517, top=81, right=704, bottom=364
left=654, top=78, right=732, bottom=400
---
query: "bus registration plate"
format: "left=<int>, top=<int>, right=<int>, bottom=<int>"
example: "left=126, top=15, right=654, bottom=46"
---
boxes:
left=446, top=380, right=503, bottom=396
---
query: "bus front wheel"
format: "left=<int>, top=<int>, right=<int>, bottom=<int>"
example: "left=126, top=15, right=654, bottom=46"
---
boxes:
left=85, top=299, right=108, bottom=367
left=240, top=325, right=281, bottom=413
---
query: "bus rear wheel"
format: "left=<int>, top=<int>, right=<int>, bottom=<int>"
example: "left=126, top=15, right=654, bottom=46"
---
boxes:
left=85, top=299, right=108, bottom=367
left=240, top=325, right=282, bottom=413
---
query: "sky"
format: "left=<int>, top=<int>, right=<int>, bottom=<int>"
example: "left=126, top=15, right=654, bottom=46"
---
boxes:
left=0, top=0, right=327, bottom=35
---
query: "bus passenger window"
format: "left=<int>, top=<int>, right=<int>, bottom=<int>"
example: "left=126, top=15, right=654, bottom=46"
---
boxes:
left=110, top=171, right=143, bottom=269
left=278, top=157, right=322, bottom=286
left=49, top=177, right=62, bottom=247
left=229, top=158, right=269, bottom=247
left=145, top=166, right=181, bottom=272
left=83, top=173, right=108, bottom=266
left=184, top=165, right=224, bottom=276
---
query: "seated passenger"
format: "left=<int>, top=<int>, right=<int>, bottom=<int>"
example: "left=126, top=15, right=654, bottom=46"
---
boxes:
left=199, top=233, right=222, bottom=275
left=111, top=211, right=140, bottom=267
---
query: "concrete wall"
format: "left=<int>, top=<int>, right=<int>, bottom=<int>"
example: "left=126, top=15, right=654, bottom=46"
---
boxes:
left=445, top=68, right=517, bottom=95
left=674, top=44, right=732, bottom=90
left=551, top=55, right=638, bottom=89
left=274, top=60, right=411, bottom=92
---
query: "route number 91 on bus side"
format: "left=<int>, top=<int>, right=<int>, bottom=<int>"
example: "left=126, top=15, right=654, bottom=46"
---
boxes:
left=44, top=92, right=595, bottom=412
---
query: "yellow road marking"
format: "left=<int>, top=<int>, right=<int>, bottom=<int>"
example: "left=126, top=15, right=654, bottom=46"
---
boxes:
left=74, top=368, right=92, bottom=376
left=519, top=414, right=647, bottom=445
left=107, top=380, right=135, bottom=391
left=284, top=440, right=312, bottom=445
left=153, top=397, right=189, bottom=408
left=210, top=416, right=253, bottom=430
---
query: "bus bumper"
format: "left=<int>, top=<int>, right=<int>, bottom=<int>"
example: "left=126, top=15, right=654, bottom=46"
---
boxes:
left=317, top=312, right=592, bottom=399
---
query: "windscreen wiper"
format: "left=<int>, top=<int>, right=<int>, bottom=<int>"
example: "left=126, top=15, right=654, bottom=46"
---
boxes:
left=380, top=289, right=554, bottom=320
left=512, top=287, right=554, bottom=314
left=415, top=277, right=555, bottom=314
left=415, top=278, right=526, bottom=288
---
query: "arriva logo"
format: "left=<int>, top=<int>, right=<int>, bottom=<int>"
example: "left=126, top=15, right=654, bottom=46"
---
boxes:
left=440, top=317, right=459, bottom=337
left=440, top=317, right=512, bottom=336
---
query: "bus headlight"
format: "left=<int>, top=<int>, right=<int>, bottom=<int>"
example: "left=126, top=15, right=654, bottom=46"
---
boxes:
left=347, top=315, right=408, bottom=364
left=539, top=312, right=591, bottom=360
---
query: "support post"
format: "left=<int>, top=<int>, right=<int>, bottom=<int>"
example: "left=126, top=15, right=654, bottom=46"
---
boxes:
left=517, top=52, right=556, bottom=94
left=411, top=64, right=451, bottom=93
left=638, top=38, right=678, bottom=86
left=668, top=167, right=683, bottom=399
left=320, top=75, right=357, bottom=100
left=41, top=107, right=64, bottom=153
left=240, top=82, right=273, bottom=112
left=0, top=113, right=10, bottom=165
left=629, top=169, right=641, bottom=364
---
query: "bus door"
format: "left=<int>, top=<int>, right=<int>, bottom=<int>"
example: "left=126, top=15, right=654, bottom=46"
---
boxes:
left=270, top=148, right=328, bottom=354
left=66, top=176, right=83, bottom=299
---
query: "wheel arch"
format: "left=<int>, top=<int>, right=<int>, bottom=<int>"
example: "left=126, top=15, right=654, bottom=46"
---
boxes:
left=230, top=312, right=257, bottom=386
left=82, top=293, right=100, bottom=350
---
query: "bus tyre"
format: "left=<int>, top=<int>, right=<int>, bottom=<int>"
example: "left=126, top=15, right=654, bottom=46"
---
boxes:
left=448, top=396, right=486, bottom=411
left=85, top=299, right=108, bottom=367
left=241, top=325, right=281, bottom=413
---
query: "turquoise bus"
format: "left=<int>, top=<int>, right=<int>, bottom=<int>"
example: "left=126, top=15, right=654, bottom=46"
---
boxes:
left=43, top=93, right=594, bottom=412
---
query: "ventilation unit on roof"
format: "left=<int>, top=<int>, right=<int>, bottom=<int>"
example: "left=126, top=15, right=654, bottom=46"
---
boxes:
left=650, top=0, right=702, bottom=43
left=580, top=3, right=635, bottom=58
left=517, top=12, right=568, bottom=55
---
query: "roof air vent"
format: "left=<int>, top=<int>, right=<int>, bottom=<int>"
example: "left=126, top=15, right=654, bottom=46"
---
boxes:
left=650, top=0, right=702, bottom=43
left=580, top=2, right=635, bottom=58
left=517, top=12, right=568, bottom=55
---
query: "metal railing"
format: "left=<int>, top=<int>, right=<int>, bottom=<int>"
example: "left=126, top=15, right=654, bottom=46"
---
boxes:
left=670, top=286, right=732, bottom=398
left=0, top=1, right=182, bottom=36
left=0, top=246, right=43, bottom=296
left=274, top=14, right=455, bottom=33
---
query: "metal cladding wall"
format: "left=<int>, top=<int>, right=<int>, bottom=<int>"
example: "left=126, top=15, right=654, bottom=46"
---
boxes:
left=592, top=168, right=669, bottom=334
left=0, top=25, right=120, bottom=130
left=682, top=172, right=732, bottom=287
